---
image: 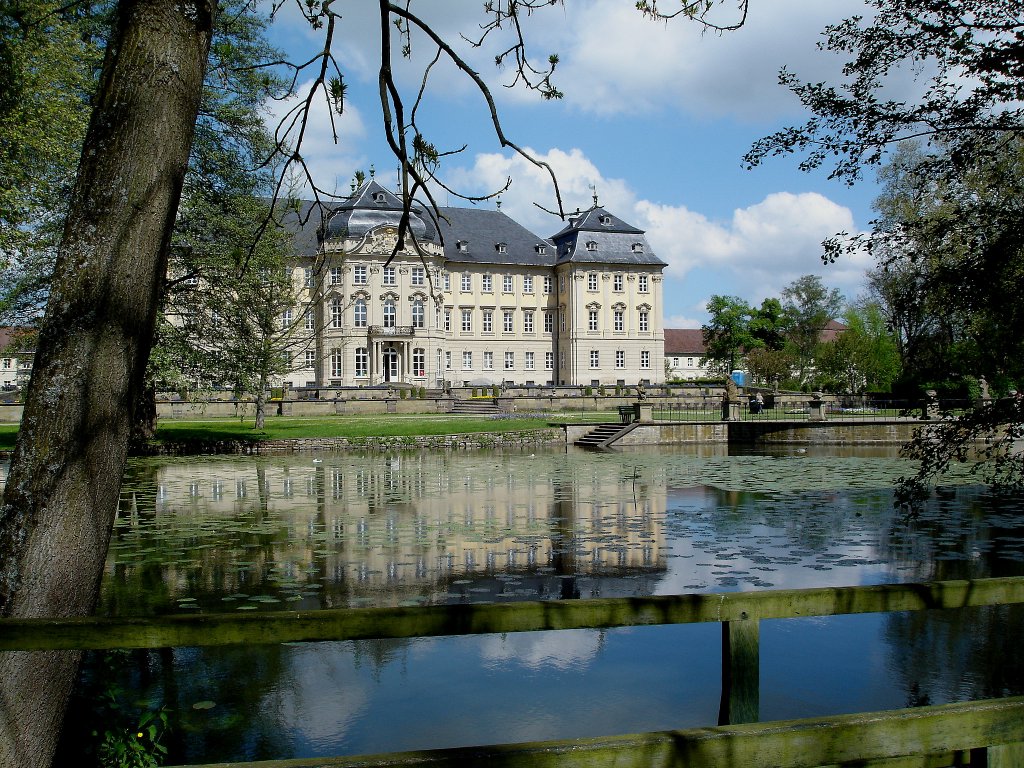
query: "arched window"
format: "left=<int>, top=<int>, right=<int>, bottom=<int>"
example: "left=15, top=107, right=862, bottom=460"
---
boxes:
left=355, top=347, right=368, bottom=377
left=330, top=297, right=343, bottom=328
left=353, top=298, right=367, bottom=327
left=412, top=299, right=425, bottom=328
left=383, top=298, right=396, bottom=328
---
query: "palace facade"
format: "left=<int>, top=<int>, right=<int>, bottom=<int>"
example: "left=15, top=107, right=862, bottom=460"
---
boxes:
left=284, top=180, right=666, bottom=389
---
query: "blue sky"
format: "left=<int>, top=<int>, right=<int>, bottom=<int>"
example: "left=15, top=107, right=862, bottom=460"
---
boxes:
left=266, top=1, right=879, bottom=327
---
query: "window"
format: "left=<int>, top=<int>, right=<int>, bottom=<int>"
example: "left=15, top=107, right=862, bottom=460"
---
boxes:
left=496, top=242, right=508, bottom=254
left=383, top=266, right=396, bottom=285
left=543, top=276, right=553, bottom=294
left=461, top=273, right=471, bottom=292
left=444, top=309, right=452, bottom=332
left=687, top=357, right=694, bottom=367
left=281, top=308, right=293, bottom=328
left=641, top=350, right=651, bottom=369
left=560, top=351, right=565, bottom=369
left=560, top=310, right=566, bottom=332
left=411, top=266, right=425, bottom=286
left=639, top=310, right=649, bottom=332
left=525, top=351, right=535, bottom=370
left=354, top=265, right=367, bottom=284
left=544, top=311, right=553, bottom=333
left=523, top=310, right=534, bottom=333
left=353, top=298, right=366, bottom=327
left=632, top=242, right=644, bottom=253
left=354, top=347, right=368, bottom=377
left=586, top=241, right=598, bottom=252
left=600, top=215, right=612, bottom=225
left=638, top=274, right=648, bottom=292
left=544, top=351, right=553, bottom=370
left=504, top=351, right=514, bottom=370
left=412, top=299, right=425, bottom=329
left=615, top=350, right=625, bottom=369
left=383, top=299, right=396, bottom=328
left=588, top=310, right=599, bottom=332
left=482, top=274, right=493, bottom=292
left=331, top=297, right=344, bottom=328
left=482, top=309, right=493, bottom=333
left=503, top=310, right=514, bottom=332
left=587, top=273, right=598, bottom=290
left=412, top=348, right=425, bottom=376
left=445, top=351, right=452, bottom=370
left=483, top=351, right=494, bottom=370
left=443, top=273, right=451, bottom=291
left=559, top=275, right=566, bottom=292
left=305, top=350, right=316, bottom=368
left=614, top=310, right=624, bottom=332
left=456, top=240, right=469, bottom=252
left=305, top=310, right=315, bottom=330
left=613, top=274, right=623, bottom=291
left=304, top=267, right=314, bottom=288
left=535, top=244, right=547, bottom=255
left=461, top=308, right=472, bottom=332
left=503, top=274, right=513, bottom=292
left=330, top=266, right=342, bottom=285
left=463, top=351, right=473, bottom=370
left=331, top=349, right=344, bottom=378
left=590, top=350, right=599, bottom=368
left=523, top=275, right=533, bottom=293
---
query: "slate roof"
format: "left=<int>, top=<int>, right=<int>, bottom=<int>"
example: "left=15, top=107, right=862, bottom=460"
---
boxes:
left=435, top=207, right=555, bottom=267
left=664, top=329, right=706, bottom=355
left=550, top=206, right=666, bottom=267
left=323, top=180, right=438, bottom=244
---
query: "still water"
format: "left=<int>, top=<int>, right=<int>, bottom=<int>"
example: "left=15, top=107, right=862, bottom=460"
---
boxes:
left=6, top=445, right=1021, bottom=764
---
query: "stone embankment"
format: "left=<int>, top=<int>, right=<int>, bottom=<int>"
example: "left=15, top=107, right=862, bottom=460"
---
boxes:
left=133, top=428, right=564, bottom=457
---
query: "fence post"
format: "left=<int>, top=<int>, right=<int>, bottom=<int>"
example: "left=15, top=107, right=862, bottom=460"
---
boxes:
left=718, top=615, right=760, bottom=725
left=978, top=743, right=1024, bottom=767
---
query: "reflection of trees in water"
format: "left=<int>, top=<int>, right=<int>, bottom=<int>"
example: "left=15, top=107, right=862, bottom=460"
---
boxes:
left=885, top=604, right=1024, bottom=708
left=57, top=643, right=293, bottom=766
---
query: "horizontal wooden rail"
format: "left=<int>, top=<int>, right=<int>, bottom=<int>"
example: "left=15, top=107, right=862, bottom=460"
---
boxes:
left=164, top=697, right=1024, bottom=768
left=2, top=576, right=1022, bottom=651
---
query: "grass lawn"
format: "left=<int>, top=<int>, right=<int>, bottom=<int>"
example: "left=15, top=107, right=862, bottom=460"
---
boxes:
left=0, top=410, right=619, bottom=451
left=154, top=413, right=559, bottom=442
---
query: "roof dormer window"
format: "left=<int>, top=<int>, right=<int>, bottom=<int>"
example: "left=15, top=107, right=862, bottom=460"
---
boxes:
left=535, top=244, right=547, bottom=255
left=599, top=215, right=612, bottom=226
left=372, top=192, right=386, bottom=203
left=456, top=240, right=469, bottom=252
left=586, top=240, right=598, bottom=251
left=496, top=242, right=508, bottom=254
left=631, top=242, right=644, bottom=253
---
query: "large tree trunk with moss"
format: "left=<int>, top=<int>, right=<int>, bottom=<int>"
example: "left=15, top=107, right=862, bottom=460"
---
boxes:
left=0, top=1, right=213, bottom=765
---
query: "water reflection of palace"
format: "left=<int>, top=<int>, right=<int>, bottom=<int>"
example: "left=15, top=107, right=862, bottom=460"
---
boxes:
left=109, top=452, right=667, bottom=612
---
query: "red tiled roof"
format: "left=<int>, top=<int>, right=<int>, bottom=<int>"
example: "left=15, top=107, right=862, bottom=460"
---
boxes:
left=664, top=329, right=706, bottom=354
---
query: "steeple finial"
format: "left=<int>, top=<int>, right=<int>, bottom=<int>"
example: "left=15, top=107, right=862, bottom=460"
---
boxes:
left=369, top=164, right=375, bottom=178
left=590, top=183, right=599, bottom=207
left=496, top=196, right=502, bottom=211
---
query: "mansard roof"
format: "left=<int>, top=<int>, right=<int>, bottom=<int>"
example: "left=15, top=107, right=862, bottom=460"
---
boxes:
left=549, top=205, right=666, bottom=267
left=436, top=207, right=555, bottom=266
left=322, top=180, right=438, bottom=244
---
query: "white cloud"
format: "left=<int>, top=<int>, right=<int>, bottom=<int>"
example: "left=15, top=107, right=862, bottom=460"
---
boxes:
left=479, top=629, right=601, bottom=671
left=446, top=151, right=869, bottom=309
left=263, top=77, right=371, bottom=197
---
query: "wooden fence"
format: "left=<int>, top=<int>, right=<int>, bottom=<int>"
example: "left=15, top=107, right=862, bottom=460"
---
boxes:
left=3, top=577, right=1023, bottom=767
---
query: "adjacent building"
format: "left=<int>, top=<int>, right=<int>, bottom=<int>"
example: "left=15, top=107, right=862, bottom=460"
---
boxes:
left=664, top=328, right=709, bottom=381
left=284, top=180, right=666, bottom=389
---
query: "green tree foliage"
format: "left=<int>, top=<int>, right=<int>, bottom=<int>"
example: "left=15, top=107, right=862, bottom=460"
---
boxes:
left=0, top=0, right=100, bottom=320
left=780, top=275, right=843, bottom=385
left=815, top=300, right=900, bottom=393
left=702, top=295, right=753, bottom=374
left=747, top=0, right=1024, bottom=494
left=745, top=0, right=1024, bottom=187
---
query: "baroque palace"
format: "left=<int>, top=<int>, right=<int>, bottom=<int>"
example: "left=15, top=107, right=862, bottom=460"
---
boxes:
left=284, top=179, right=666, bottom=389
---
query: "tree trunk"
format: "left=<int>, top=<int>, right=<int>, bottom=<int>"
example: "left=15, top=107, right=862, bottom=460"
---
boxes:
left=0, top=0, right=214, bottom=765
left=255, top=387, right=268, bottom=429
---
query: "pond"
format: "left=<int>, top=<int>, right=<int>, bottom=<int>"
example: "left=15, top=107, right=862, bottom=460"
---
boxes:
left=3, top=445, right=1021, bottom=765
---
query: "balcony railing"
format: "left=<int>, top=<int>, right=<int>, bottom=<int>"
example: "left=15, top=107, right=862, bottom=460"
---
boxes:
left=368, top=325, right=414, bottom=337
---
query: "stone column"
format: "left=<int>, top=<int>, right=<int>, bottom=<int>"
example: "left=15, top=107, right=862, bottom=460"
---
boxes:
left=808, top=392, right=827, bottom=422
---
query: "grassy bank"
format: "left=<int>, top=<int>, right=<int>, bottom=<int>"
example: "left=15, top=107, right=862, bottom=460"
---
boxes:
left=0, top=414, right=559, bottom=452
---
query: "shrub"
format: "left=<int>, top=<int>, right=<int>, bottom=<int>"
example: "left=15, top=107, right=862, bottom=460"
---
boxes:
left=584, top=386, right=593, bottom=396
left=399, top=388, right=407, bottom=399
left=472, top=388, right=478, bottom=397
left=492, top=385, right=499, bottom=398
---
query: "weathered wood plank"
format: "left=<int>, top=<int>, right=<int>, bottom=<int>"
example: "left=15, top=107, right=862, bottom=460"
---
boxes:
left=719, top=616, right=760, bottom=725
left=163, top=697, right=1024, bottom=768
left=1, top=577, right=1022, bottom=651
